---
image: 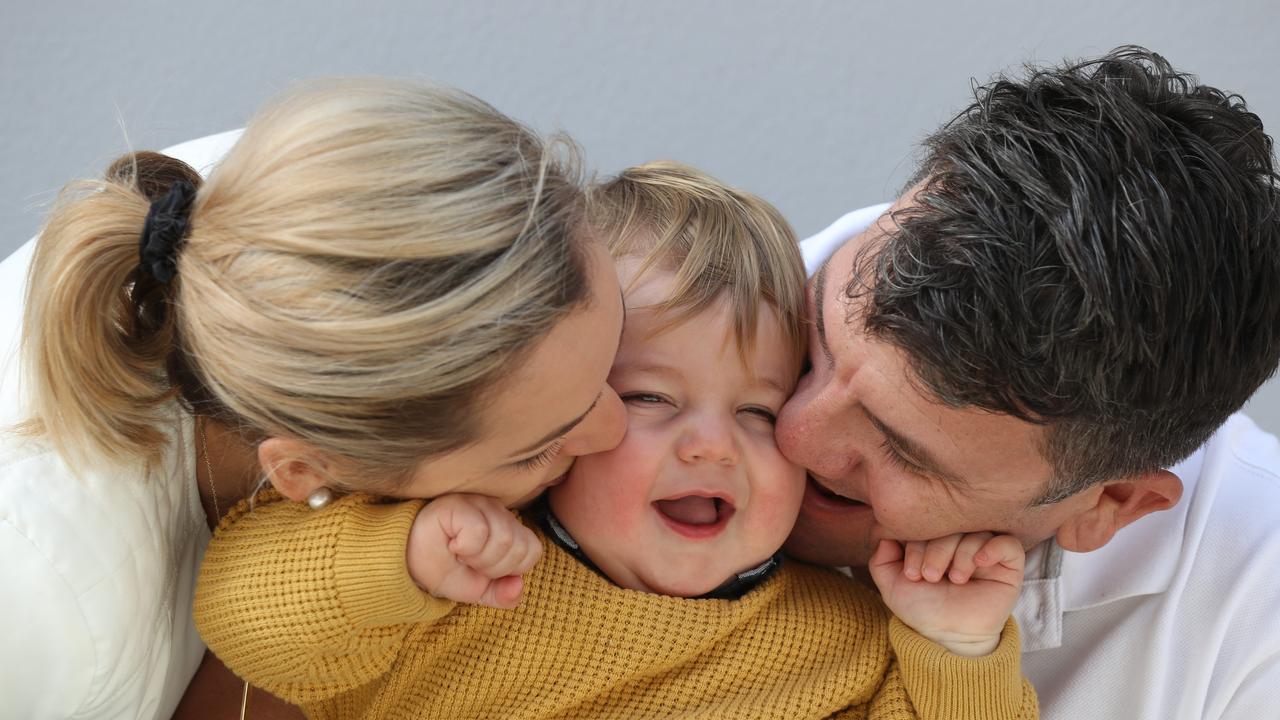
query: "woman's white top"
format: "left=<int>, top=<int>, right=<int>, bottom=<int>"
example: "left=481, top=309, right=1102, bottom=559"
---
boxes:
left=0, top=131, right=242, bottom=720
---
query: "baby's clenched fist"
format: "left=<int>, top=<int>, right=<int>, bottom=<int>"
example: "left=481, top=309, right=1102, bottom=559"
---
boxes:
left=406, top=494, right=542, bottom=609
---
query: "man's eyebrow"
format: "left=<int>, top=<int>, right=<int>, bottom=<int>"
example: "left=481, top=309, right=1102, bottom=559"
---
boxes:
left=813, top=256, right=835, bottom=365
left=510, top=392, right=601, bottom=459
left=864, top=410, right=967, bottom=486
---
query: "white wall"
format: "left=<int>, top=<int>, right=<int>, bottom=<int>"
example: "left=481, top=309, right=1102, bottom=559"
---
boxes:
left=5, top=0, right=1280, bottom=433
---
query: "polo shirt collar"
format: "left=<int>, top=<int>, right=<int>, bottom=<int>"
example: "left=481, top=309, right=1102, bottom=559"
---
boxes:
left=1016, top=447, right=1203, bottom=651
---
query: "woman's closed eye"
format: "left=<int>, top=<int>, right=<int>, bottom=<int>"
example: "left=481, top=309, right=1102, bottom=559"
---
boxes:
left=515, top=438, right=565, bottom=471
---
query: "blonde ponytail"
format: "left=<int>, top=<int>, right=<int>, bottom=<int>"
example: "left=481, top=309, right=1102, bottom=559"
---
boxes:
left=21, top=152, right=202, bottom=468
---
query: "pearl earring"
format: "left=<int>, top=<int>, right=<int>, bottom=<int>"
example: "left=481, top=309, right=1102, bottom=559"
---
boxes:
left=307, top=487, right=334, bottom=510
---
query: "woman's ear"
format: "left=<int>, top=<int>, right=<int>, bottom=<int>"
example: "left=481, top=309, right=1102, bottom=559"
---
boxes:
left=1055, top=470, right=1183, bottom=553
left=257, top=437, right=331, bottom=503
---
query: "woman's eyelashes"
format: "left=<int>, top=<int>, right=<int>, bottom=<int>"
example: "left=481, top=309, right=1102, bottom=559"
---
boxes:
left=515, top=438, right=566, bottom=471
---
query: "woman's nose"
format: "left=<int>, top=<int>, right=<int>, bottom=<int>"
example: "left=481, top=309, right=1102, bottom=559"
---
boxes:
left=561, top=385, right=627, bottom=457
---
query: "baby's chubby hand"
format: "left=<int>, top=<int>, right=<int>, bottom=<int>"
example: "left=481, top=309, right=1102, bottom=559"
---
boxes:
left=406, top=494, right=542, bottom=609
left=869, top=532, right=1025, bottom=657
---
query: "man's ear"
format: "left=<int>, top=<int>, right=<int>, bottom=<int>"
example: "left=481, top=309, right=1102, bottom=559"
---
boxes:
left=257, top=437, right=331, bottom=503
left=1055, top=470, right=1183, bottom=553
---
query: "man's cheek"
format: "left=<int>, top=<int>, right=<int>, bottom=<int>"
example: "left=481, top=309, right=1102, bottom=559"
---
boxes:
left=865, top=492, right=931, bottom=537
left=873, top=501, right=962, bottom=541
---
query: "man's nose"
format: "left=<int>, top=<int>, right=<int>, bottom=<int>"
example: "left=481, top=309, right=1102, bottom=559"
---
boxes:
left=777, top=372, right=862, bottom=476
left=561, top=386, right=627, bottom=457
left=778, top=367, right=828, bottom=441
left=675, top=412, right=739, bottom=466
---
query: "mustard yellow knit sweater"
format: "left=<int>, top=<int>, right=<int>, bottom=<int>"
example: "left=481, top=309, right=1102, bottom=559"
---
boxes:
left=194, top=493, right=1037, bottom=720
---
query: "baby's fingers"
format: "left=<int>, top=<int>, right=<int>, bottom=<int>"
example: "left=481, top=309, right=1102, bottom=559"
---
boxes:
left=868, top=539, right=905, bottom=593
left=970, top=534, right=1026, bottom=588
left=441, top=501, right=491, bottom=558
left=902, top=540, right=928, bottom=581
left=479, top=575, right=526, bottom=610
left=513, top=531, right=543, bottom=575
left=947, top=532, right=995, bottom=584
left=974, top=534, right=1025, bottom=571
left=477, top=524, right=542, bottom=579
left=458, top=503, right=538, bottom=578
left=870, top=538, right=904, bottom=568
left=920, top=533, right=965, bottom=582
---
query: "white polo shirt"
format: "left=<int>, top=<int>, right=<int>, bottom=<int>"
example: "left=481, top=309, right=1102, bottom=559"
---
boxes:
left=801, top=207, right=1280, bottom=720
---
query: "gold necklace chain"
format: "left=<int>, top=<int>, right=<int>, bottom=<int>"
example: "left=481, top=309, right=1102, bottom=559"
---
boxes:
left=197, top=417, right=251, bottom=718
left=198, top=418, right=219, bottom=522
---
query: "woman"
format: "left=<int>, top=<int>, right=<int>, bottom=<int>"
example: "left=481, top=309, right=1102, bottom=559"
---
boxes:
left=0, top=78, right=624, bottom=719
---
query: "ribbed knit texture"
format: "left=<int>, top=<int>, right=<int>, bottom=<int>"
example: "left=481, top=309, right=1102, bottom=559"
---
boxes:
left=195, top=493, right=1037, bottom=720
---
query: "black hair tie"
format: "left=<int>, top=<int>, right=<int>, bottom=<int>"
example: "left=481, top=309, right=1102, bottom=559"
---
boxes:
left=139, top=180, right=197, bottom=284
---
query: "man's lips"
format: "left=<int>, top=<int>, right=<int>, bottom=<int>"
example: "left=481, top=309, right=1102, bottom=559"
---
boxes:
left=803, top=474, right=872, bottom=513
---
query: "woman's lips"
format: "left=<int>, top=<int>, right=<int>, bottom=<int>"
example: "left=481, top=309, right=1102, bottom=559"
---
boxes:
left=514, top=472, right=569, bottom=508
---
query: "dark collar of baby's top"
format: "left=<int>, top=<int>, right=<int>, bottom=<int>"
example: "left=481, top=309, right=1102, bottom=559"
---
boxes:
left=530, top=496, right=782, bottom=600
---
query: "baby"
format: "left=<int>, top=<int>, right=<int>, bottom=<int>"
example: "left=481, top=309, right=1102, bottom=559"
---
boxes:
left=197, top=163, right=1037, bottom=719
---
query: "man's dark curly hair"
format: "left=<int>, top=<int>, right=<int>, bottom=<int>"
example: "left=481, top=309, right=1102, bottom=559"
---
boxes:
left=853, top=46, right=1280, bottom=503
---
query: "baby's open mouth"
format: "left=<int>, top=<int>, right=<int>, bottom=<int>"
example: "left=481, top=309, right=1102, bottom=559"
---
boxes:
left=653, top=494, right=735, bottom=538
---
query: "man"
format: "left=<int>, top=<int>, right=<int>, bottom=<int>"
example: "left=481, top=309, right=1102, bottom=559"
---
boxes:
left=780, top=46, right=1280, bottom=719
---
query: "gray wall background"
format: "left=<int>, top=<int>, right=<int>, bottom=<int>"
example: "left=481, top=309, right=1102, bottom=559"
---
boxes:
left=6, top=0, right=1280, bottom=435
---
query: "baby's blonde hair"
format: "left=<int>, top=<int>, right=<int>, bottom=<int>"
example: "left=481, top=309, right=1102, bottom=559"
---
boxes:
left=587, top=161, right=806, bottom=369
left=22, top=78, right=591, bottom=485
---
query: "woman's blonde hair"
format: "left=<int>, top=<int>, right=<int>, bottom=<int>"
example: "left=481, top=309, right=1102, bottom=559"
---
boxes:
left=587, top=161, right=806, bottom=369
left=22, top=78, right=591, bottom=484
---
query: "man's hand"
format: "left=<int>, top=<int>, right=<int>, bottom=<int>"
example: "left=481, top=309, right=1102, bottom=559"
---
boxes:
left=869, top=533, right=1024, bottom=656
left=406, top=494, right=542, bottom=609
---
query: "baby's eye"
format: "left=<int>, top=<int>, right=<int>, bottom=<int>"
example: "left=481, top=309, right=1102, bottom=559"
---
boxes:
left=621, top=392, right=668, bottom=406
left=739, top=406, right=778, bottom=424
